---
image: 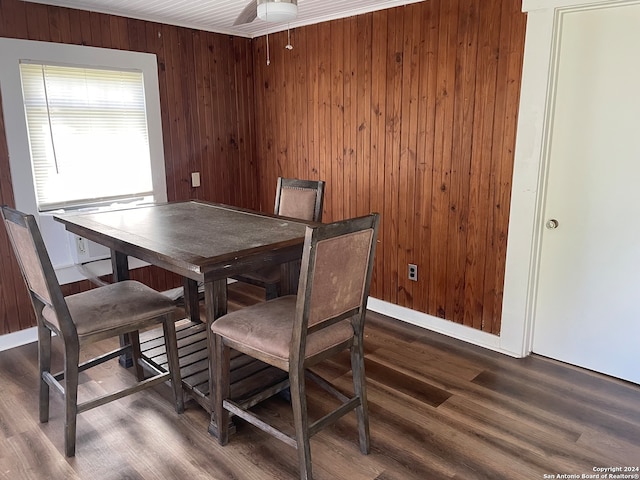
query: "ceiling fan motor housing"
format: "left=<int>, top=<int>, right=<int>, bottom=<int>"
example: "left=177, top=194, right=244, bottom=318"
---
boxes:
left=257, top=0, right=298, bottom=23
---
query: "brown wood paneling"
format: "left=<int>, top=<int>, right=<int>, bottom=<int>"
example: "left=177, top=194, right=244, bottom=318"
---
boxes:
left=355, top=15, right=372, bottom=220
left=0, top=0, right=258, bottom=335
left=414, top=0, right=439, bottom=314
left=233, top=35, right=257, bottom=208
left=397, top=3, right=421, bottom=309
left=317, top=21, right=332, bottom=220
left=443, top=0, right=478, bottom=325
left=0, top=0, right=525, bottom=337
left=251, top=0, right=526, bottom=334
left=306, top=24, right=320, bottom=185
left=369, top=10, right=388, bottom=299
left=383, top=7, right=403, bottom=305
left=464, top=0, right=501, bottom=330
left=0, top=88, right=33, bottom=333
left=330, top=19, right=345, bottom=224
left=491, top=0, right=526, bottom=333
left=430, top=0, right=458, bottom=320
left=26, top=3, right=50, bottom=41
left=344, top=17, right=357, bottom=218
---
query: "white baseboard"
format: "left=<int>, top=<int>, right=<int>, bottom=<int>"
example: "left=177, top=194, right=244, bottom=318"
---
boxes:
left=367, top=297, right=522, bottom=358
left=0, top=327, right=37, bottom=352
left=2, top=295, right=521, bottom=358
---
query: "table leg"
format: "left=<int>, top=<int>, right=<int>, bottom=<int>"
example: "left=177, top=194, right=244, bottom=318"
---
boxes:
left=111, top=250, right=130, bottom=282
left=204, top=279, right=228, bottom=322
left=111, top=251, right=134, bottom=368
left=205, top=279, right=231, bottom=437
left=280, top=259, right=301, bottom=296
left=183, top=278, right=201, bottom=323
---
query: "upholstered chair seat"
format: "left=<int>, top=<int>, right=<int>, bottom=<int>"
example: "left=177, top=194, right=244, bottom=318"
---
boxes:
left=211, top=296, right=353, bottom=368
left=43, top=281, right=177, bottom=339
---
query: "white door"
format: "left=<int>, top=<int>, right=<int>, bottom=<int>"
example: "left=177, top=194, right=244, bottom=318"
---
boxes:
left=532, top=3, right=640, bottom=384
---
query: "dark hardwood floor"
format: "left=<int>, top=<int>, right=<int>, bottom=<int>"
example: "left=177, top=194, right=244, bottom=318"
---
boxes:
left=0, top=282, right=638, bottom=479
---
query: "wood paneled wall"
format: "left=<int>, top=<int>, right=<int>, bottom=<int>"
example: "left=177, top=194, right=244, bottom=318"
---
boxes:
left=0, top=0, right=526, bottom=337
left=253, top=0, right=526, bottom=334
left=0, top=0, right=258, bottom=334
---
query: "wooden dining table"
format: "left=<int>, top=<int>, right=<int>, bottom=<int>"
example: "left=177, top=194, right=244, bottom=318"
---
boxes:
left=54, top=200, right=310, bottom=421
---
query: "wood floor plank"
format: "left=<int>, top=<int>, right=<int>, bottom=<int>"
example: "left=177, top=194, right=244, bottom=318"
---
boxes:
left=364, top=357, right=452, bottom=407
left=576, top=427, right=640, bottom=467
left=472, top=370, right=640, bottom=444
left=0, top=427, right=82, bottom=480
left=364, top=333, right=485, bottom=381
left=437, top=395, right=609, bottom=473
left=360, top=383, right=563, bottom=480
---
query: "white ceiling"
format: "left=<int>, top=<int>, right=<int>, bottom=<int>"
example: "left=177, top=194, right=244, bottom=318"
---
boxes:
left=24, top=0, right=428, bottom=38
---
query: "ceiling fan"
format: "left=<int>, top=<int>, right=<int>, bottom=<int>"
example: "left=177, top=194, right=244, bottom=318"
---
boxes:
left=234, top=0, right=299, bottom=26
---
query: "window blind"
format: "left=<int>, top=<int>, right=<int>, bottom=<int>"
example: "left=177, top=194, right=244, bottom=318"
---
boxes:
left=19, top=63, right=154, bottom=211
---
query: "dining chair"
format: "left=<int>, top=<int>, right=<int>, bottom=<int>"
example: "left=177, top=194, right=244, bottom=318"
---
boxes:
left=233, top=177, right=325, bottom=300
left=211, top=213, right=380, bottom=480
left=1, top=206, right=184, bottom=457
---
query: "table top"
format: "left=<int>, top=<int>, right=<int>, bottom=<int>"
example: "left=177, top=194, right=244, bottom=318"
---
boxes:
left=54, top=200, right=311, bottom=281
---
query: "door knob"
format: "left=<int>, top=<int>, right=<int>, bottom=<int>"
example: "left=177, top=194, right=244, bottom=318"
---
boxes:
left=546, top=219, right=559, bottom=229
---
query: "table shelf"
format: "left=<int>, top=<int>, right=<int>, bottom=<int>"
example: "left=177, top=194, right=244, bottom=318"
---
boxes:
left=140, top=319, right=289, bottom=413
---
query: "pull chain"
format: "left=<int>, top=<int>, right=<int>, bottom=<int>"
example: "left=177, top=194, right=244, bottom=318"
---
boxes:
left=266, top=32, right=270, bottom=65
left=286, top=25, right=293, bottom=50
left=265, top=7, right=270, bottom=66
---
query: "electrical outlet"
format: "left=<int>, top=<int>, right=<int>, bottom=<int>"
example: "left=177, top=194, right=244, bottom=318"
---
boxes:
left=191, top=172, right=201, bottom=187
left=408, top=263, right=418, bottom=281
left=76, top=236, right=86, bottom=254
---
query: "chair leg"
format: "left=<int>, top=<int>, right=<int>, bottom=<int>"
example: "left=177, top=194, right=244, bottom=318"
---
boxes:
left=290, top=369, right=312, bottom=480
left=37, top=325, right=51, bottom=424
left=64, top=342, right=80, bottom=457
left=129, top=330, right=145, bottom=381
left=212, top=335, right=231, bottom=445
left=162, top=317, right=184, bottom=414
left=350, top=337, right=370, bottom=455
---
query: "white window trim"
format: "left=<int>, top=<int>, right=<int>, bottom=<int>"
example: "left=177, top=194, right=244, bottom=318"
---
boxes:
left=0, top=38, right=167, bottom=283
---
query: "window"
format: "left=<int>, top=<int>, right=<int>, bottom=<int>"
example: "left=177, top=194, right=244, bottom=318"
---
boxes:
left=20, top=63, right=154, bottom=211
left=0, top=38, right=166, bottom=275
